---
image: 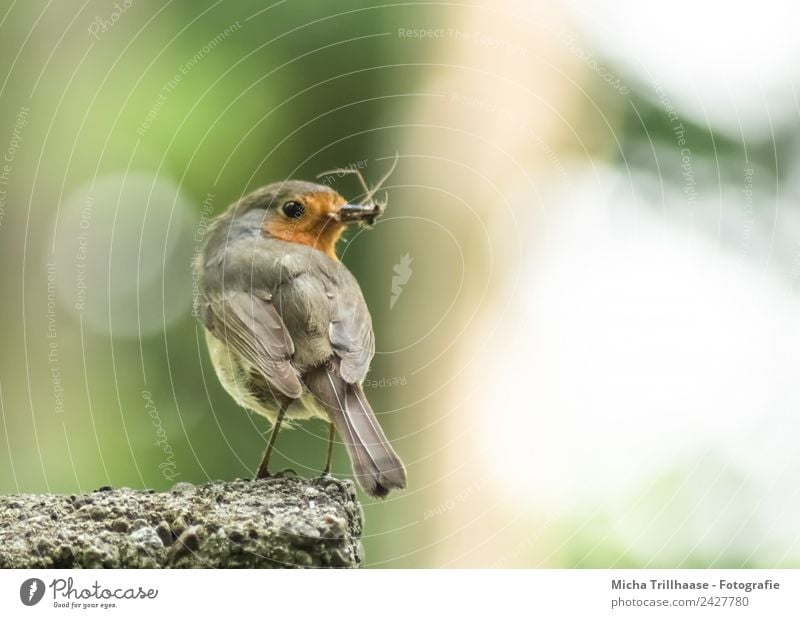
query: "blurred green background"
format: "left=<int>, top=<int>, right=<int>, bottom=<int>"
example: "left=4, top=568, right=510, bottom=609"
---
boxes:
left=1, top=0, right=799, bottom=567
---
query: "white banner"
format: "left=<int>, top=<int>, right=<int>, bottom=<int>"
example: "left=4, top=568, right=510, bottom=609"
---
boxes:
left=1, top=569, right=798, bottom=617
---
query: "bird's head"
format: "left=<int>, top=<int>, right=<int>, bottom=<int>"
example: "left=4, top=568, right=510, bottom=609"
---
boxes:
left=232, top=180, right=383, bottom=260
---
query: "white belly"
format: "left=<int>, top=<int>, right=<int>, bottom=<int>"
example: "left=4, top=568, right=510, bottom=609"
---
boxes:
left=204, top=330, right=326, bottom=425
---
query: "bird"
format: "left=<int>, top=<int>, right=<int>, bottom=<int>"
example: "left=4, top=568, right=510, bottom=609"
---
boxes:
left=195, top=172, right=406, bottom=498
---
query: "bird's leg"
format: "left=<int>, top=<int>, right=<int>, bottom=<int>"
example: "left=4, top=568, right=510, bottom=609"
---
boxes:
left=256, top=404, right=286, bottom=479
left=322, top=421, right=336, bottom=475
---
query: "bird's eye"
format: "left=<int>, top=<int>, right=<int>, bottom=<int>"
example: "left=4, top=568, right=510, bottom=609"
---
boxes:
left=281, top=201, right=305, bottom=219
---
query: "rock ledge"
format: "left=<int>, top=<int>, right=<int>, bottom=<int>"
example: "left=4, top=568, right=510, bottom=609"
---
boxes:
left=0, top=477, right=363, bottom=568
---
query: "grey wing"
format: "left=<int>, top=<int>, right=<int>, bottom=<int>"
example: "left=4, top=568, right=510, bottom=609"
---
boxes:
left=202, top=290, right=303, bottom=399
left=328, top=269, right=375, bottom=384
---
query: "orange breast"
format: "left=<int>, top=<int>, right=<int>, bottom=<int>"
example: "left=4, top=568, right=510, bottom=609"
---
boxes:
left=262, top=192, right=346, bottom=260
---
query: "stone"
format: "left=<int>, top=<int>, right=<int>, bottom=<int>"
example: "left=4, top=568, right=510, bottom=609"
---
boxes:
left=0, top=477, right=363, bottom=568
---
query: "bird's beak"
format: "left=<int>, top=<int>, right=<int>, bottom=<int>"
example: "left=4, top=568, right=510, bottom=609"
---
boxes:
left=338, top=202, right=377, bottom=222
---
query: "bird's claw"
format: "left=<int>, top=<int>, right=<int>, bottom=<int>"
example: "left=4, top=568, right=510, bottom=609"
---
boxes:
left=256, top=468, right=297, bottom=481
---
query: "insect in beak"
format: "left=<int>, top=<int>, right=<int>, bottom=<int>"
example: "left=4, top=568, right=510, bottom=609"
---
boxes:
left=317, top=152, right=398, bottom=227
left=338, top=202, right=380, bottom=223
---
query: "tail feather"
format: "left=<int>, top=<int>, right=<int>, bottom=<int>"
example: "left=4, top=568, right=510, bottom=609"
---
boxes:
left=305, top=363, right=406, bottom=498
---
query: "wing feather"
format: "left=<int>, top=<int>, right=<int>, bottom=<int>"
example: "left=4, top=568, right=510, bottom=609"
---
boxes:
left=328, top=269, right=375, bottom=384
left=203, top=291, right=303, bottom=399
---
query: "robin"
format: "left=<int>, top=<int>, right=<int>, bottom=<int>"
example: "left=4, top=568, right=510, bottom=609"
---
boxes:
left=195, top=167, right=406, bottom=498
